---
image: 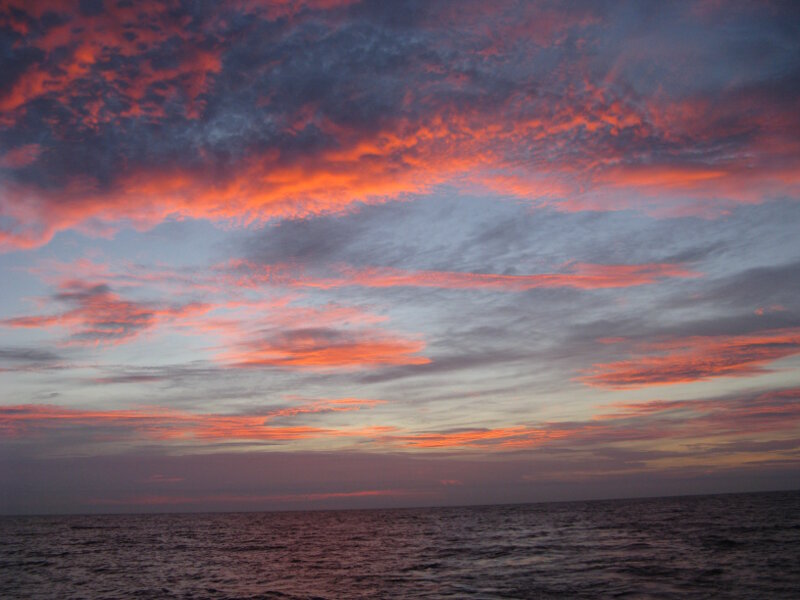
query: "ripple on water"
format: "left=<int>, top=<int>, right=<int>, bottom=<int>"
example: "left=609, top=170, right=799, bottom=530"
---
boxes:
left=0, top=491, right=798, bottom=599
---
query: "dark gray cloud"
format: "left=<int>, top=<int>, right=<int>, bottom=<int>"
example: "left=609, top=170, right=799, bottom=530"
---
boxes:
left=679, top=261, right=800, bottom=312
left=0, top=346, right=66, bottom=375
left=0, top=347, right=61, bottom=363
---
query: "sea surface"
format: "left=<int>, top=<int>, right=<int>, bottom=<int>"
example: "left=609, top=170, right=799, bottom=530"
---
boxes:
left=1, top=490, right=798, bottom=599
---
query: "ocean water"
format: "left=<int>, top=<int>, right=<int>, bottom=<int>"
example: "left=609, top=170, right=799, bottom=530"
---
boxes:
left=1, top=490, right=798, bottom=599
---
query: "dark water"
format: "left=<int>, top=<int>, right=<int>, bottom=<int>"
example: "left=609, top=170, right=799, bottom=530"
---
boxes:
left=1, top=491, right=799, bottom=599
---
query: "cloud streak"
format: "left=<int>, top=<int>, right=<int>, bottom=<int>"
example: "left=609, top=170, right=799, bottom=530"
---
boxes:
left=7, top=387, right=796, bottom=457
left=0, top=397, right=387, bottom=443
left=288, top=262, right=699, bottom=291
left=223, top=327, right=429, bottom=369
left=387, top=387, right=800, bottom=451
left=582, top=328, right=800, bottom=388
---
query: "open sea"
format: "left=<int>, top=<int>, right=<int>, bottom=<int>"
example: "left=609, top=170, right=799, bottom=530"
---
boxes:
left=1, top=490, right=798, bottom=599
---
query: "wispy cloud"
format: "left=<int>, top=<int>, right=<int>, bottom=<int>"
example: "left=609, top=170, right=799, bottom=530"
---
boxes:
left=582, top=328, right=800, bottom=388
left=0, top=397, right=387, bottom=443
left=231, top=261, right=699, bottom=291
left=1, top=280, right=210, bottom=345
left=385, top=387, right=800, bottom=451
left=6, top=388, right=798, bottom=456
left=222, top=327, right=429, bottom=369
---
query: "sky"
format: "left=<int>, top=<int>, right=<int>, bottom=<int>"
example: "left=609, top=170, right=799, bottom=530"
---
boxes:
left=0, top=0, right=799, bottom=514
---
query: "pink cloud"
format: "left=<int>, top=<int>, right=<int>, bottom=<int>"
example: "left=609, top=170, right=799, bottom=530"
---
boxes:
left=0, top=144, right=41, bottom=169
left=0, top=1, right=221, bottom=124
left=222, top=328, right=430, bottom=369
left=581, top=328, right=800, bottom=389
left=223, top=259, right=700, bottom=292
left=0, top=279, right=210, bottom=346
left=383, top=388, right=800, bottom=451
left=0, top=398, right=387, bottom=442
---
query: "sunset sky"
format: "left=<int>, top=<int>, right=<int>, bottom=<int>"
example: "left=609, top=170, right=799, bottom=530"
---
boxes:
left=1, top=0, right=799, bottom=514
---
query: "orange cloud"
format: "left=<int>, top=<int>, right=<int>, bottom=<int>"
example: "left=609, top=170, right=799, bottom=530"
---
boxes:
left=595, top=388, right=800, bottom=425
left=0, top=404, right=191, bottom=439
left=1, top=76, right=797, bottom=249
left=298, top=262, right=699, bottom=291
left=31, top=257, right=696, bottom=300
left=4, top=388, right=799, bottom=455
left=0, top=279, right=210, bottom=345
left=268, top=397, right=384, bottom=417
left=0, top=398, right=386, bottom=442
left=5, top=264, right=431, bottom=370
left=0, top=134, right=452, bottom=249
left=388, top=426, right=568, bottom=450
left=591, top=399, right=698, bottom=421
left=581, top=328, right=800, bottom=388
left=221, top=259, right=699, bottom=293
left=0, top=1, right=221, bottom=124
left=598, top=165, right=728, bottom=190
left=592, top=389, right=800, bottom=443
left=223, top=329, right=430, bottom=369
left=191, top=398, right=388, bottom=440
left=385, top=388, right=800, bottom=451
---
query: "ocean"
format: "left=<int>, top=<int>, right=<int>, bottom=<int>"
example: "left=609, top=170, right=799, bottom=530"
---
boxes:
left=1, top=490, right=798, bottom=599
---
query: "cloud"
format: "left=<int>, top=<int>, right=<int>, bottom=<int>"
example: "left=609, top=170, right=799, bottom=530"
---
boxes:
left=3, top=261, right=437, bottom=373
left=670, top=260, right=800, bottom=315
left=222, top=327, right=429, bottom=369
left=597, top=388, right=800, bottom=427
left=387, top=426, right=556, bottom=450
left=3, top=385, right=799, bottom=513
left=12, top=387, right=797, bottom=454
left=0, top=143, right=41, bottom=168
left=385, top=387, right=800, bottom=451
left=0, top=397, right=387, bottom=442
left=581, top=328, right=800, bottom=388
left=0, top=347, right=61, bottom=363
left=273, top=262, right=699, bottom=291
left=2, top=1, right=799, bottom=249
left=0, top=1, right=221, bottom=122
left=1, top=2, right=798, bottom=517
left=0, top=279, right=210, bottom=345
left=32, top=247, right=699, bottom=297
left=0, top=346, right=65, bottom=373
